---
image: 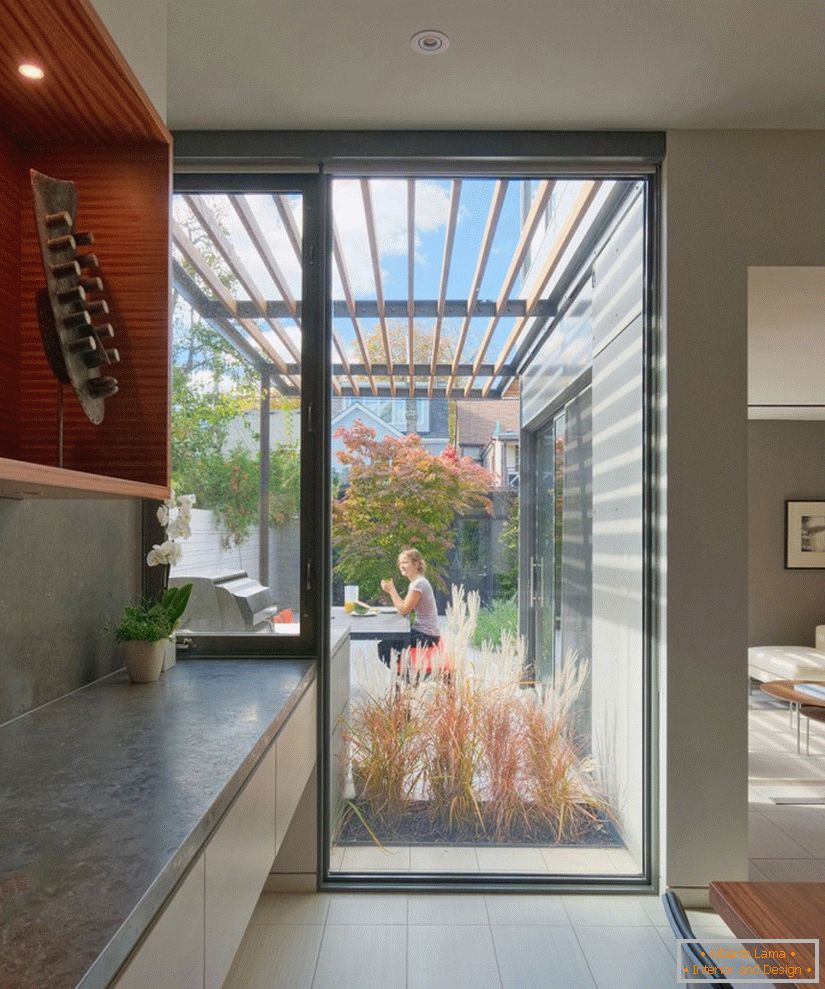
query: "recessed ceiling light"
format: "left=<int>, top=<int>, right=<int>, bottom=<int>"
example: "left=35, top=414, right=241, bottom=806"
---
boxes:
left=18, top=63, right=45, bottom=80
left=410, top=30, right=450, bottom=54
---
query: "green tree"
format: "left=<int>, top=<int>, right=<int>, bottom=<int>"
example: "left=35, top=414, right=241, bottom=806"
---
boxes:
left=333, top=420, right=494, bottom=601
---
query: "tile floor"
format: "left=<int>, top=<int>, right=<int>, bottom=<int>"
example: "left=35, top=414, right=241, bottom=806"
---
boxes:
left=223, top=689, right=821, bottom=988
left=224, top=891, right=735, bottom=989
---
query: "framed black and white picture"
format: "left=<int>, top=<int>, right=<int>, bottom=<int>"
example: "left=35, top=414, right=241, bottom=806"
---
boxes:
left=786, top=500, right=825, bottom=568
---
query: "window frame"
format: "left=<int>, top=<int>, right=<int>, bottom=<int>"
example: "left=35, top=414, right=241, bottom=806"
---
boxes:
left=152, top=172, right=329, bottom=659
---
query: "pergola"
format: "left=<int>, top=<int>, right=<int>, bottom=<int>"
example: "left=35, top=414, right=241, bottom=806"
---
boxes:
left=172, top=177, right=630, bottom=401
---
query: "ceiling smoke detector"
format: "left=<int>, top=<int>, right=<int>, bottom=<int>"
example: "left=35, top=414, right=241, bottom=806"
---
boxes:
left=410, top=30, right=450, bottom=54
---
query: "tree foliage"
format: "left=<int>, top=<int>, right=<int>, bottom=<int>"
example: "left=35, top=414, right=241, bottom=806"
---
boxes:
left=333, top=421, right=494, bottom=601
left=171, top=290, right=300, bottom=548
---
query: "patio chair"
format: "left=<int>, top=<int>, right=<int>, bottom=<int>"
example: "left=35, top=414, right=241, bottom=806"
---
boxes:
left=662, top=890, right=732, bottom=986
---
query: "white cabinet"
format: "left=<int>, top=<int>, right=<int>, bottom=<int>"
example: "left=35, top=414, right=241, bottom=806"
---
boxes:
left=205, top=743, right=276, bottom=989
left=275, top=681, right=317, bottom=854
left=113, top=856, right=205, bottom=989
left=112, top=678, right=316, bottom=989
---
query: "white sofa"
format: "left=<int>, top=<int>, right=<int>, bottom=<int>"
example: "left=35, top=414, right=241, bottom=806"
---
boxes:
left=749, top=626, right=825, bottom=683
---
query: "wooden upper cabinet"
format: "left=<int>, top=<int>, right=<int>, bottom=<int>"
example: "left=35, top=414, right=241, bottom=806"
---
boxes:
left=0, top=0, right=171, bottom=498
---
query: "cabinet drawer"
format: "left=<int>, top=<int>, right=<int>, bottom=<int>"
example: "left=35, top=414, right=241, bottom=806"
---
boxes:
left=276, top=681, right=316, bottom=854
left=204, top=743, right=276, bottom=989
left=113, top=856, right=204, bottom=989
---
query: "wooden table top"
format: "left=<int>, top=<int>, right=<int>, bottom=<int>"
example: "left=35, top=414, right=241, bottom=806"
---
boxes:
left=710, top=882, right=825, bottom=987
left=761, top=680, right=825, bottom=708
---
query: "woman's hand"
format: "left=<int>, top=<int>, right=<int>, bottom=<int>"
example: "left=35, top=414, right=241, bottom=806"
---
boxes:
left=380, top=578, right=395, bottom=594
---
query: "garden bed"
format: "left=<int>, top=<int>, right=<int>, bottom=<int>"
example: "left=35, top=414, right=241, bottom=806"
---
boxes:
left=337, top=802, right=622, bottom=847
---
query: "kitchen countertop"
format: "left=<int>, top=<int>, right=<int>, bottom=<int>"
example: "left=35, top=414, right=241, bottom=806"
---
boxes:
left=0, top=658, right=315, bottom=989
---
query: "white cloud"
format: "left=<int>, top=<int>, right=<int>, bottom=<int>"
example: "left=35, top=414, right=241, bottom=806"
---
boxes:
left=331, top=178, right=451, bottom=296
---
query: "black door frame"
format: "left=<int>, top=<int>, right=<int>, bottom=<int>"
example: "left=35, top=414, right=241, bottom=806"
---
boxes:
left=170, top=133, right=663, bottom=892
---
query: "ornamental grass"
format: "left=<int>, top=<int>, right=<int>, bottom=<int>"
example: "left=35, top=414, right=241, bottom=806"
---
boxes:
left=339, top=586, right=611, bottom=846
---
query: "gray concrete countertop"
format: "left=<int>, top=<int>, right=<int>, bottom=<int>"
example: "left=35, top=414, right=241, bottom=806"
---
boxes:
left=0, top=658, right=315, bottom=989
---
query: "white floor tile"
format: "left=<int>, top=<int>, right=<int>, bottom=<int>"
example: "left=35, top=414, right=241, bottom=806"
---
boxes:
left=408, top=893, right=488, bottom=925
left=485, top=893, right=568, bottom=925
left=224, top=925, right=323, bottom=989
left=575, top=926, right=676, bottom=989
left=493, top=925, right=596, bottom=989
left=407, top=925, right=501, bottom=989
left=563, top=895, right=651, bottom=927
left=251, top=893, right=330, bottom=925
left=749, top=811, right=811, bottom=858
left=326, top=892, right=407, bottom=924
left=340, top=844, right=411, bottom=872
left=758, top=805, right=825, bottom=856
left=409, top=845, right=480, bottom=872
left=312, top=925, right=406, bottom=989
left=541, top=847, right=618, bottom=874
left=475, top=846, right=548, bottom=873
left=748, top=857, right=825, bottom=881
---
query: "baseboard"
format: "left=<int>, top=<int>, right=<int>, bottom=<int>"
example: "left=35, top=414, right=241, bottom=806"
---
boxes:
left=264, top=872, right=317, bottom=893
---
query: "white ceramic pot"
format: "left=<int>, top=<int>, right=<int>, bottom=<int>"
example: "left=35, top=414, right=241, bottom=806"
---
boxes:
left=122, top=639, right=165, bottom=683
left=162, top=636, right=176, bottom=672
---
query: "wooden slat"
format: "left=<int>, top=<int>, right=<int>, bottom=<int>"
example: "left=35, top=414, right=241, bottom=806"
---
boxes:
left=184, top=195, right=301, bottom=363
left=407, top=178, right=415, bottom=395
left=184, top=194, right=338, bottom=393
left=0, top=0, right=169, bottom=147
left=231, top=195, right=298, bottom=317
left=172, top=220, right=291, bottom=377
left=428, top=179, right=462, bottom=397
left=360, top=178, right=394, bottom=395
left=231, top=193, right=350, bottom=393
left=463, top=180, right=554, bottom=397
left=333, top=219, right=377, bottom=396
left=0, top=129, right=21, bottom=459
left=273, top=194, right=302, bottom=264
left=483, top=180, right=599, bottom=397
left=445, top=179, right=507, bottom=399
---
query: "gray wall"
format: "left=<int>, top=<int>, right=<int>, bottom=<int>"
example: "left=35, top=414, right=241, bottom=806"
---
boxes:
left=0, top=498, right=141, bottom=724
left=749, top=420, right=825, bottom=647
left=663, top=130, right=825, bottom=903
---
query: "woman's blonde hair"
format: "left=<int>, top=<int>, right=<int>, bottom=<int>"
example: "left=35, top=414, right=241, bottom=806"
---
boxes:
left=398, top=547, right=426, bottom=574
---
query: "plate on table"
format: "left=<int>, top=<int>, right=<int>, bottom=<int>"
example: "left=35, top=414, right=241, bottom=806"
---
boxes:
left=350, top=609, right=377, bottom=617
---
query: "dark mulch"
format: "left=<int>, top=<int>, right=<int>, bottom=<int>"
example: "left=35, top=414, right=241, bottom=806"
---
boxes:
left=336, top=800, right=622, bottom=847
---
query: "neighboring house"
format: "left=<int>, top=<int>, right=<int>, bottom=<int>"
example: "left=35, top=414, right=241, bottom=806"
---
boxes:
left=455, top=399, right=520, bottom=488
left=331, top=396, right=450, bottom=462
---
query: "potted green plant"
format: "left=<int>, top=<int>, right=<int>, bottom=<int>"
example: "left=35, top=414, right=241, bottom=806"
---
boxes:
left=114, top=585, right=193, bottom=683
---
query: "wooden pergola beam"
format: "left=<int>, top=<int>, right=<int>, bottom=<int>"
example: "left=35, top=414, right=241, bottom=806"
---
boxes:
left=445, top=179, right=508, bottom=398
left=273, top=194, right=302, bottom=266
left=462, top=180, right=554, bottom=397
left=428, top=179, right=462, bottom=397
left=184, top=195, right=301, bottom=364
left=333, top=218, right=377, bottom=396
left=172, top=220, right=292, bottom=378
left=360, top=178, right=395, bottom=395
left=482, top=180, right=599, bottom=398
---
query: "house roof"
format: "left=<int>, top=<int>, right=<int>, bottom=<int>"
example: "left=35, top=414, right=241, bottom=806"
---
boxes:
left=455, top=399, right=520, bottom=448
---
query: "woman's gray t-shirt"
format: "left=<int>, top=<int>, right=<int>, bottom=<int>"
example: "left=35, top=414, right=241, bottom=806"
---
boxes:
left=409, top=575, right=439, bottom=637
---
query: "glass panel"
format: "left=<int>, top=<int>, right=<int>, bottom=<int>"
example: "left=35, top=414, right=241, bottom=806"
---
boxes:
left=168, top=192, right=302, bottom=636
left=327, top=174, right=647, bottom=882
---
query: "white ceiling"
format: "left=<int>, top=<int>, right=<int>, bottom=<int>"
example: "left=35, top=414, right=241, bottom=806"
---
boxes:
left=167, top=0, right=825, bottom=131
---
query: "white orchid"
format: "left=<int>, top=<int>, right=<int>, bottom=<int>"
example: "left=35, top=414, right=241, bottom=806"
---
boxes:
left=147, top=492, right=195, bottom=569
left=146, top=540, right=183, bottom=567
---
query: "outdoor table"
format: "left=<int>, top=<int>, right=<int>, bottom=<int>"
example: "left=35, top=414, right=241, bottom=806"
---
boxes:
left=330, top=606, right=410, bottom=640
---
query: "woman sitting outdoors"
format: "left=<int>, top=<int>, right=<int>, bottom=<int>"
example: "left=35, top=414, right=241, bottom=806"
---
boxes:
left=378, top=547, right=441, bottom=668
